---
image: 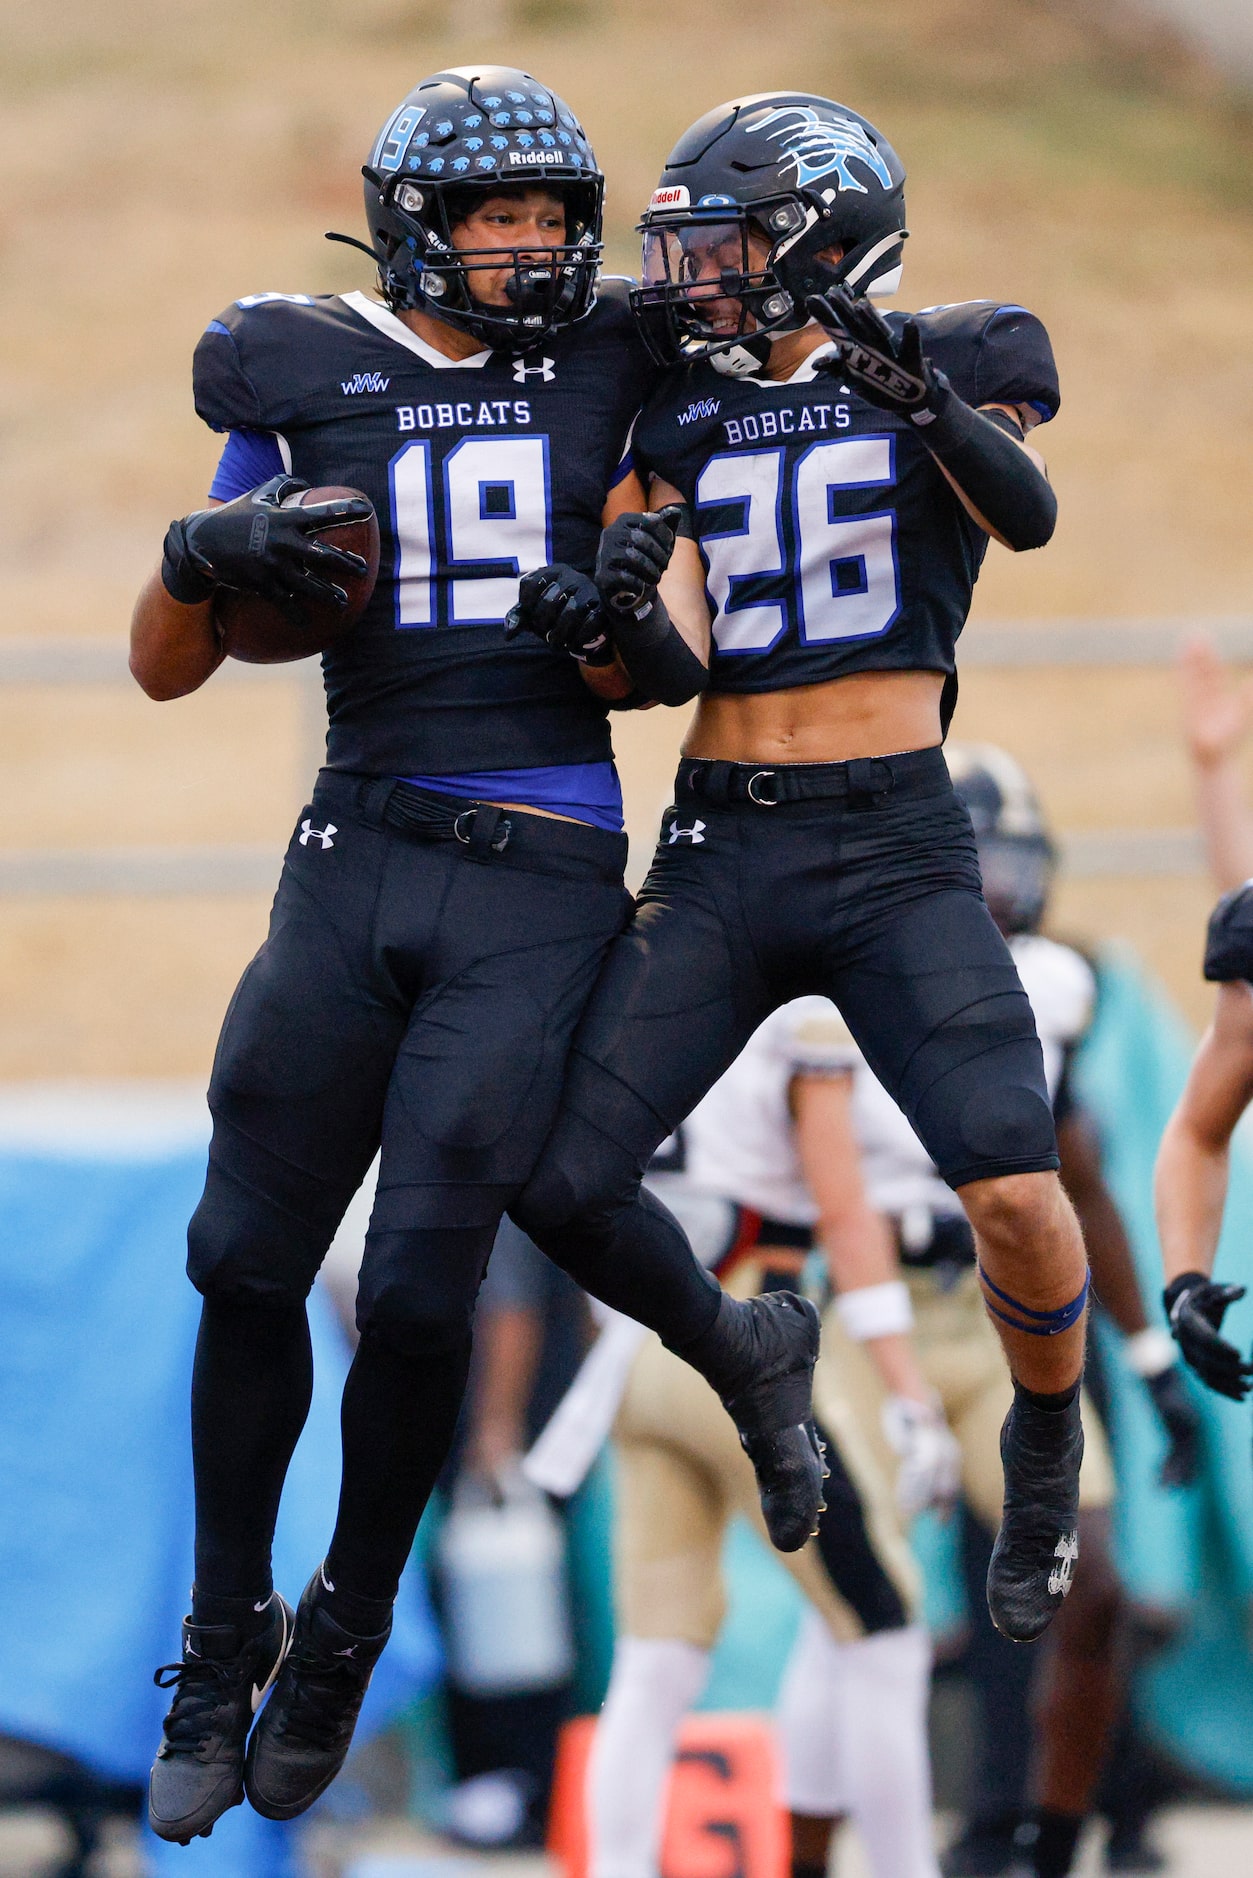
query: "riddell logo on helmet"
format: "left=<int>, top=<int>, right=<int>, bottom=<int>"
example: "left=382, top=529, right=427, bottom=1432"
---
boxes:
left=508, top=149, right=559, bottom=166
left=650, top=185, right=690, bottom=209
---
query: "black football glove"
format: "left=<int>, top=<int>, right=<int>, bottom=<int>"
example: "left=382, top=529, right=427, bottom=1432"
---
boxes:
left=807, top=284, right=947, bottom=421
left=594, top=506, right=686, bottom=614
left=1164, top=1272, right=1253, bottom=1402
left=1143, top=1363, right=1204, bottom=1488
left=504, top=564, right=614, bottom=665
left=161, top=475, right=372, bottom=609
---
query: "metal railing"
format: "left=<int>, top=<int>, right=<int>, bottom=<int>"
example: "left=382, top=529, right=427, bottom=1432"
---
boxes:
left=0, top=619, right=1243, bottom=896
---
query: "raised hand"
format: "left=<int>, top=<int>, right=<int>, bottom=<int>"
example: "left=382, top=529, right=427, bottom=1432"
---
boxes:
left=807, top=285, right=943, bottom=418
left=594, top=505, right=686, bottom=614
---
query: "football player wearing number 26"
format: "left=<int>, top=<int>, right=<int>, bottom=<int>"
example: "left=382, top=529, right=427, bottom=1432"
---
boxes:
left=510, top=94, right=1088, bottom=1647
left=131, top=68, right=821, bottom=1847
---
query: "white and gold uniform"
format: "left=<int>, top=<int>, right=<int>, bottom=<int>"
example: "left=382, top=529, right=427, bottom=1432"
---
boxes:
left=589, top=1000, right=941, bottom=1878
left=622, top=997, right=920, bottom=1648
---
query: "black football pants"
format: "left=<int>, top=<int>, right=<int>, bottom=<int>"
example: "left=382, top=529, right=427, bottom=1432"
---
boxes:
left=185, top=772, right=720, bottom=1605
left=513, top=746, right=1058, bottom=1292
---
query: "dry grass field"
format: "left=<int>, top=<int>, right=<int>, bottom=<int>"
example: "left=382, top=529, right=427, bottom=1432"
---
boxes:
left=1, top=0, right=1252, bottom=1069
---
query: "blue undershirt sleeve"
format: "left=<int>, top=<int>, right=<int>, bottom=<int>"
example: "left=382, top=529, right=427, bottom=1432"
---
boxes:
left=207, top=428, right=286, bottom=502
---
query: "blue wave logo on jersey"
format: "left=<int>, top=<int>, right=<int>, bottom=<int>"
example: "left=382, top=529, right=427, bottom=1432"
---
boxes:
left=747, top=106, right=892, bottom=194
left=677, top=397, right=721, bottom=426
left=341, top=372, right=390, bottom=395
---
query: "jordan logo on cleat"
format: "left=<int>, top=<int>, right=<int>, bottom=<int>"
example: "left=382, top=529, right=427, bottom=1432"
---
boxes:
left=332, top=1645, right=358, bottom=1658
left=299, top=820, right=338, bottom=850
left=1047, top=1531, right=1079, bottom=1597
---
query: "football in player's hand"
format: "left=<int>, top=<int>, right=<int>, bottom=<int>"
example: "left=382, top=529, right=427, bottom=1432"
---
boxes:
left=214, top=486, right=380, bottom=664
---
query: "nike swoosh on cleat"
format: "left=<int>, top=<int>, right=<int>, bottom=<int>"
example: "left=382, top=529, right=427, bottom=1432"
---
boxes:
left=252, top=1603, right=291, bottom=1712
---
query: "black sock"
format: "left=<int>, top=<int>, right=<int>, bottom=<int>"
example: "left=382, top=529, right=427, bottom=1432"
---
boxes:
left=1014, top=1378, right=1081, bottom=1414
left=314, top=1565, right=393, bottom=1638
left=191, top=1294, right=313, bottom=1600
left=324, top=1325, right=473, bottom=1608
left=675, top=1288, right=761, bottom=1396
left=791, top=1862, right=827, bottom=1878
left=190, top=1585, right=278, bottom=1636
left=1015, top=1808, right=1083, bottom=1877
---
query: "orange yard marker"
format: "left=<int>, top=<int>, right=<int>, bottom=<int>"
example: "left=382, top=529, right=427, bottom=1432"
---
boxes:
left=550, top=1712, right=790, bottom=1878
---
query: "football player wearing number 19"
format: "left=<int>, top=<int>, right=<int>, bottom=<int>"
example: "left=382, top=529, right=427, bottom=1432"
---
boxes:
left=131, top=68, right=819, bottom=1846
left=510, top=93, right=1090, bottom=1647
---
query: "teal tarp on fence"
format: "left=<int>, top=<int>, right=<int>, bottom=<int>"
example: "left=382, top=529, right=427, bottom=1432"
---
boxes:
left=1074, top=947, right=1253, bottom=1791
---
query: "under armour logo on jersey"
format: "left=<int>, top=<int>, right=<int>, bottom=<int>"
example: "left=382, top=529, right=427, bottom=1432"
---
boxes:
left=667, top=819, right=706, bottom=845
left=299, top=819, right=338, bottom=850
left=513, top=356, right=556, bottom=383
left=341, top=372, right=390, bottom=395
left=1047, top=1531, right=1079, bottom=1598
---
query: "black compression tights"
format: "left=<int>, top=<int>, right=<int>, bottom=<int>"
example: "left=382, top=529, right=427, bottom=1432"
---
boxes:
left=191, top=1293, right=314, bottom=1601
left=325, top=1326, right=473, bottom=1605
left=192, top=1298, right=472, bottom=1613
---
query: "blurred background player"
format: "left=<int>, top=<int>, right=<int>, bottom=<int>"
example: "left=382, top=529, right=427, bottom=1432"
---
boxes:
left=809, top=744, right=1200, bottom=1878
left=508, top=88, right=1092, bottom=1650
left=132, top=65, right=816, bottom=1846
left=550, top=997, right=961, bottom=1878
left=1156, top=636, right=1253, bottom=1417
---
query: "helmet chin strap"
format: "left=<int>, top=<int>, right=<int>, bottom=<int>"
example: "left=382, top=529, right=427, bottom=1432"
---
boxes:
left=709, top=336, right=774, bottom=379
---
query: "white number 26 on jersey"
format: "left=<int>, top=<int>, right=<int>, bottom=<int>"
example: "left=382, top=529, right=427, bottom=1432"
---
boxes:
left=697, top=436, right=900, bottom=654
left=388, top=434, right=551, bottom=629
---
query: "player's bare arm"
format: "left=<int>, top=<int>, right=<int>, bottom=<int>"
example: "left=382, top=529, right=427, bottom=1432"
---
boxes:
left=791, top=1069, right=930, bottom=1404
left=1060, top=1104, right=1202, bottom=1485
left=791, top=1067, right=961, bottom=1514
left=1156, top=981, right=1253, bottom=1285
left=1179, top=633, right=1253, bottom=891
left=130, top=542, right=225, bottom=700
left=1155, top=980, right=1253, bottom=1401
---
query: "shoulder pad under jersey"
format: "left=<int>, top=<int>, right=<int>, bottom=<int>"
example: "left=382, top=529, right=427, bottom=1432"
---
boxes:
left=907, top=300, right=1059, bottom=423
left=1204, top=882, right=1253, bottom=982
left=1010, top=934, right=1096, bottom=1047
left=595, top=274, right=636, bottom=315
left=192, top=293, right=331, bottom=433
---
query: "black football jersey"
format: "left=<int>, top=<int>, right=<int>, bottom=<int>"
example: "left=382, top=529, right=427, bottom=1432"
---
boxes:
left=631, top=301, right=1059, bottom=696
left=1204, top=882, right=1253, bottom=982
left=193, top=283, right=655, bottom=775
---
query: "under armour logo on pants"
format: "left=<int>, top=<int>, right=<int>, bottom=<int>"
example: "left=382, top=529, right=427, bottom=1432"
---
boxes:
left=667, top=819, right=706, bottom=845
left=299, top=819, right=338, bottom=850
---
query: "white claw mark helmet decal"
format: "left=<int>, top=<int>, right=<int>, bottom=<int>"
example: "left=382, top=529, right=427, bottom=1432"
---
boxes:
left=746, top=105, right=896, bottom=195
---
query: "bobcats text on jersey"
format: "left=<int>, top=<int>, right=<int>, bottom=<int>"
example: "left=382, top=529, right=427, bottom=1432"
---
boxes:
left=632, top=300, right=1057, bottom=697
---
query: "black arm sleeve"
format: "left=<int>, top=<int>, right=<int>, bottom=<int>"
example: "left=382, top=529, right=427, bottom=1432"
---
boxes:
left=919, top=384, right=1057, bottom=551
left=611, top=593, right=709, bottom=707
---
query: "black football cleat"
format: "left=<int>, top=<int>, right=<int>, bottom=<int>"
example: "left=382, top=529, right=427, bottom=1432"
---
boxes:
left=148, top=1592, right=293, bottom=1844
left=720, top=1292, right=827, bottom=1552
left=244, top=1568, right=390, bottom=1820
left=986, top=1387, right=1083, bottom=1643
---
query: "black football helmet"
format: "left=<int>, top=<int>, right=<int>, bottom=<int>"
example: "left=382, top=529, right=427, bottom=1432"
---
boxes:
left=632, top=93, right=906, bottom=375
left=357, top=67, right=603, bottom=349
left=947, top=743, right=1057, bottom=938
